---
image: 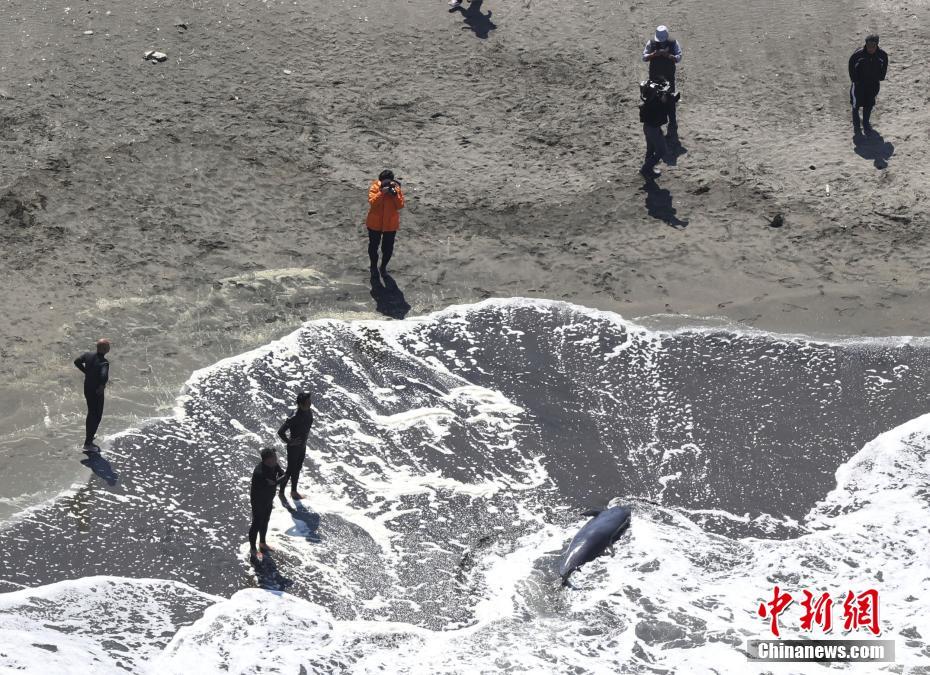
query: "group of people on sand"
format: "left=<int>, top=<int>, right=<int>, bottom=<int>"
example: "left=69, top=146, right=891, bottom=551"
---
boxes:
left=243, top=165, right=405, bottom=560
left=637, top=24, right=889, bottom=179
left=68, top=14, right=890, bottom=565
left=249, top=391, right=314, bottom=562
left=74, top=337, right=316, bottom=562
left=71, top=171, right=404, bottom=563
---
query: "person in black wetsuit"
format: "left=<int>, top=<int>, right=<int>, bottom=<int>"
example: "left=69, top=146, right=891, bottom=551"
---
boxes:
left=849, top=34, right=888, bottom=137
left=277, top=391, right=313, bottom=500
left=73, top=338, right=111, bottom=452
left=249, top=447, right=284, bottom=561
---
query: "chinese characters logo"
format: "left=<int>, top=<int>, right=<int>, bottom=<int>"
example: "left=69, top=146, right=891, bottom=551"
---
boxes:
left=757, top=587, right=880, bottom=637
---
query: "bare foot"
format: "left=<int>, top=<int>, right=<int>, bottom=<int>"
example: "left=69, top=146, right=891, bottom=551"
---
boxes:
left=290, top=491, right=304, bottom=500
left=250, top=548, right=263, bottom=562
left=259, top=543, right=274, bottom=553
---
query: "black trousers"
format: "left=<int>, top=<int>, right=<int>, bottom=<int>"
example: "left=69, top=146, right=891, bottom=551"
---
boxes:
left=367, top=229, right=396, bottom=269
left=249, top=502, right=273, bottom=549
left=851, top=81, right=879, bottom=129
left=280, top=445, right=306, bottom=493
left=84, top=390, right=105, bottom=446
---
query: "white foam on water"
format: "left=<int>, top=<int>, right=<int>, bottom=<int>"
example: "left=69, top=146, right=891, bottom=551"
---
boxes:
left=5, top=298, right=930, bottom=673
left=369, top=407, right=455, bottom=433
left=218, top=266, right=330, bottom=286
left=0, top=576, right=219, bottom=674
left=166, top=413, right=929, bottom=673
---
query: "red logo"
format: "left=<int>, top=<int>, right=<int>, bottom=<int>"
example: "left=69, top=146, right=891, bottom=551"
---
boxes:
left=757, top=585, right=793, bottom=638
left=800, top=590, right=833, bottom=633
left=758, top=587, right=881, bottom=637
left=842, top=589, right=880, bottom=636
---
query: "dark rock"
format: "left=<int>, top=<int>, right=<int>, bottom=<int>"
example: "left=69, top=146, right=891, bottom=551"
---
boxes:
left=635, top=620, right=687, bottom=644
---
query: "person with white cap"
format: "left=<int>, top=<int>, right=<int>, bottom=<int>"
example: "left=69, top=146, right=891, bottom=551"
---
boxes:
left=642, top=25, right=683, bottom=146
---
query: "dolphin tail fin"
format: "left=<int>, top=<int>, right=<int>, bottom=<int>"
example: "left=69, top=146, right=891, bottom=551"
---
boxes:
left=580, top=509, right=602, bottom=518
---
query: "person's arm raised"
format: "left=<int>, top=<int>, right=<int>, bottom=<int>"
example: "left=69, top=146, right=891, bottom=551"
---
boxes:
left=368, top=181, right=384, bottom=205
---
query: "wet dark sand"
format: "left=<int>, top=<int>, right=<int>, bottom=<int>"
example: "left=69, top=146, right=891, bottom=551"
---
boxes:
left=2, top=302, right=929, bottom=610
left=1, top=0, right=929, bottom=513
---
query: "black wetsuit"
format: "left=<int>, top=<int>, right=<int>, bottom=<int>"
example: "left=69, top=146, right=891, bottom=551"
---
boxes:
left=249, top=461, right=284, bottom=549
left=74, top=351, right=109, bottom=447
left=277, top=408, right=313, bottom=493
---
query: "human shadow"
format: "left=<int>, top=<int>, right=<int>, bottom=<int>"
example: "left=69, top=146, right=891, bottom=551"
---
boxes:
left=663, top=140, right=687, bottom=167
left=370, top=271, right=411, bottom=320
left=854, top=131, right=894, bottom=169
left=249, top=549, right=293, bottom=592
left=452, top=0, right=497, bottom=39
left=80, top=452, right=118, bottom=486
left=279, top=495, right=322, bottom=543
left=642, top=180, right=688, bottom=229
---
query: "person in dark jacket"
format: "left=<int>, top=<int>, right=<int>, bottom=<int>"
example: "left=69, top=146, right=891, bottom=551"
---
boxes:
left=74, top=339, right=111, bottom=452
left=849, top=34, right=888, bottom=137
left=639, top=79, right=675, bottom=179
left=249, top=447, right=285, bottom=561
left=642, top=25, right=683, bottom=146
left=277, top=391, right=313, bottom=500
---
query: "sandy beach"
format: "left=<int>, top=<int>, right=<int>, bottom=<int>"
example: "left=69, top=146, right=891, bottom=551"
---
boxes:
left=1, top=0, right=928, bottom=514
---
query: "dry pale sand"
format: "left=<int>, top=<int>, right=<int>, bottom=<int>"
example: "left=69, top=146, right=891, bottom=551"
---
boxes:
left=0, top=0, right=928, bottom=511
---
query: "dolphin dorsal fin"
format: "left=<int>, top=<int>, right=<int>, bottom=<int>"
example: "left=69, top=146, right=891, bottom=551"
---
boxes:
left=580, top=509, right=602, bottom=518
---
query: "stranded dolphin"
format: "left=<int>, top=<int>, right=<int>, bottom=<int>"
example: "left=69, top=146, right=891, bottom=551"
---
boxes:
left=559, top=505, right=632, bottom=585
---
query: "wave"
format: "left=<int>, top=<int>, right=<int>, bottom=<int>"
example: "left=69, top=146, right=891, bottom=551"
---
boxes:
left=1, top=298, right=928, bottom=672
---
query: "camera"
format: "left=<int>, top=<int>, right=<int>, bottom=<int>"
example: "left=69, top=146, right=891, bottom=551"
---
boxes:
left=381, top=179, right=397, bottom=195
left=639, top=79, right=681, bottom=103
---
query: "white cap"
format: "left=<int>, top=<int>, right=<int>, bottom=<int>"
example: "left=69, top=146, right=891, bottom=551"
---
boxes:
left=654, top=25, right=669, bottom=42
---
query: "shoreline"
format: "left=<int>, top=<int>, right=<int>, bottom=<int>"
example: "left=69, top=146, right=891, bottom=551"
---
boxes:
left=3, top=285, right=929, bottom=522
left=2, top=0, right=930, bottom=514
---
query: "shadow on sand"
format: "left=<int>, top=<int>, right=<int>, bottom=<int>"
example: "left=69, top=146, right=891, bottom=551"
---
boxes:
left=451, top=0, right=497, bottom=39
left=280, top=494, right=322, bottom=543
left=370, top=272, right=411, bottom=320
left=663, top=140, right=687, bottom=167
left=80, top=452, right=119, bottom=486
left=642, top=180, right=688, bottom=229
left=854, top=130, right=894, bottom=169
left=249, top=549, right=293, bottom=592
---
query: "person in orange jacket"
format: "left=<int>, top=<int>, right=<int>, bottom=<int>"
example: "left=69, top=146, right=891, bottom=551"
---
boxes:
left=366, top=169, right=405, bottom=274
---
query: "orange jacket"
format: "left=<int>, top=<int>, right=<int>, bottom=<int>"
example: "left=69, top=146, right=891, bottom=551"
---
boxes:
left=366, top=179, right=405, bottom=232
